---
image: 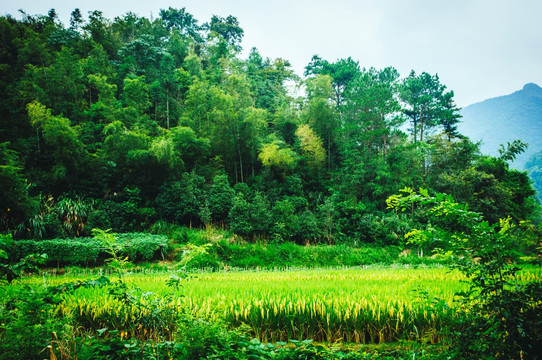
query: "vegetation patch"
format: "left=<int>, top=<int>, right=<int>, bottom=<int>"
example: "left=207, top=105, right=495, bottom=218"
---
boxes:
left=0, top=233, right=168, bottom=266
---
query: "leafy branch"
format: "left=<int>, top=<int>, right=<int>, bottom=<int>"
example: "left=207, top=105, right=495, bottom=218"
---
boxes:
left=387, top=188, right=542, bottom=358
left=92, top=228, right=133, bottom=278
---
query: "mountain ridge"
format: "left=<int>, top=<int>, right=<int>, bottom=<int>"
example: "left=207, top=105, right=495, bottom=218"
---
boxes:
left=459, top=82, right=542, bottom=170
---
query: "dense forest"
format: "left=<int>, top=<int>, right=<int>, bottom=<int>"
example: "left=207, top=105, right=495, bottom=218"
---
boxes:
left=0, top=7, right=539, bottom=243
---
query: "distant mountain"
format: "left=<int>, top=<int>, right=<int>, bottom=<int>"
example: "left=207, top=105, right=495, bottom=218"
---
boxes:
left=458, top=83, right=542, bottom=170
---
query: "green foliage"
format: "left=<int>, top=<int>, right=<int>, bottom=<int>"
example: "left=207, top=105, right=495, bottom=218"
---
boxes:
left=295, top=124, right=326, bottom=169
left=0, top=233, right=47, bottom=283
left=159, top=7, right=201, bottom=39
left=356, top=213, right=412, bottom=246
left=498, top=139, right=528, bottom=162
left=270, top=197, right=308, bottom=243
left=305, top=55, right=360, bottom=107
left=388, top=188, right=542, bottom=359
left=176, top=242, right=211, bottom=270
left=400, top=71, right=458, bottom=143
left=156, top=171, right=206, bottom=227
left=0, top=7, right=538, bottom=253
left=92, top=228, right=134, bottom=276
left=174, top=318, right=245, bottom=359
left=473, top=156, right=536, bottom=222
left=229, top=192, right=271, bottom=239
left=87, top=187, right=156, bottom=233
left=56, top=195, right=93, bottom=237
left=175, top=236, right=438, bottom=269
left=1, top=233, right=168, bottom=267
left=0, top=143, right=38, bottom=231
left=0, top=286, right=66, bottom=360
left=26, top=101, right=88, bottom=185
left=206, top=15, right=244, bottom=50
left=208, top=173, right=235, bottom=224
left=259, top=140, right=297, bottom=173
left=526, top=149, right=542, bottom=202
left=172, top=320, right=442, bottom=359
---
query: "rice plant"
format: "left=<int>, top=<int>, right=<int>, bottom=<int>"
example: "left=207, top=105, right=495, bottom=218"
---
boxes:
left=6, top=266, right=539, bottom=344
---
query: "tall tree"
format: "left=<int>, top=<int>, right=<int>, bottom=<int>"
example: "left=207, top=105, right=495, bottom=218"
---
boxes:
left=205, top=15, right=244, bottom=51
left=342, top=67, right=402, bottom=157
left=399, top=71, right=458, bottom=143
left=70, top=8, right=83, bottom=31
left=305, top=56, right=360, bottom=108
left=83, top=11, right=117, bottom=57
left=159, top=7, right=202, bottom=41
left=0, top=143, right=38, bottom=231
left=295, top=124, right=325, bottom=171
left=439, top=91, right=462, bottom=141
left=240, top=107, right=268, bottom=178
left=302, top=74, right=338, bottom=172
left=208, top=173, right=234, bottom=225
left=335, top=67, right=403, bottom=207
left=26, top=101, right=88, bottom=191
left=86, top=74, right=121, bottom=124
left=121, top=75, right=151, bottom=130
left=245, top=48, right=296, bottom=112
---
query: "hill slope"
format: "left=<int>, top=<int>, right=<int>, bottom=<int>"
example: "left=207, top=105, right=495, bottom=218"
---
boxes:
left=459, top=83, right=542, bottom=170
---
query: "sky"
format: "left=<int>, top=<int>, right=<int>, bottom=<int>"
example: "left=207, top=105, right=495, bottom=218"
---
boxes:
left=2, top=0, right=542, bottom=107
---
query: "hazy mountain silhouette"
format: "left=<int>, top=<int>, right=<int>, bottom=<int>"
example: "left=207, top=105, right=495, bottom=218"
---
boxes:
left=459, top=83, right=542, bottom=170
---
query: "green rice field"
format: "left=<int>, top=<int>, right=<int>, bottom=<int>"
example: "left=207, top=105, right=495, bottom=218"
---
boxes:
left=4, top=265, right=541, bottom=344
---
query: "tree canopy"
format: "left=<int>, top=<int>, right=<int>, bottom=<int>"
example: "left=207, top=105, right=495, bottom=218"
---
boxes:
left=0, top=7, right=538, bottom=242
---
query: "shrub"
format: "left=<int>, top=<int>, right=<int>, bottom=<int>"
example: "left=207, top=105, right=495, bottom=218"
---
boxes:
left=174, top=236, right=437, bottom=270
left=388, top=188, right=542, bottom=359
left=87, top=187, right=151, bottom=233
left=1, top=233, right=169, bottom=267
left=0, top=286, right=66, bottom=360
left=174, top=318, right=246, bottom=360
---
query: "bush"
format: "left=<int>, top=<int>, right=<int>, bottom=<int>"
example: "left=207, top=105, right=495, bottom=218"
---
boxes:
left=87, top=187, right=154, bottom=233
left=5, top=238, right=101, bottom=266
left=174, top=318, right=246, bottom=360
left=450, top=282, right=542, bottom=359
left=175, top=236, right=438, bottom=270
left=0, top=286, right=66, bottom=360
left=389, top=188, right=542, bottom=359
left=2, top=233, right=169, bottom=267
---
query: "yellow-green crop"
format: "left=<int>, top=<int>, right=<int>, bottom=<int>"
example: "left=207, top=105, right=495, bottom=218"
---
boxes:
left=6, top=266, right=539, bottom=343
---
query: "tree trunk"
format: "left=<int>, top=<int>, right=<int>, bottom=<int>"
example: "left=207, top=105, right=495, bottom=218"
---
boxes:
left=420, top=117, right=424, bottom=142
left=235, top=124, right=244, bottom=183
left=328, top=130, right=332, bottom=173
left=36, top=128, right=41, bottom=153
left=238, top=145, right=244, bottom=183
left=166, top=89, right=170, bottom=130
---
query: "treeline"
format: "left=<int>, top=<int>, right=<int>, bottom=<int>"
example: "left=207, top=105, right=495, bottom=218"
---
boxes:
left=0, top=8, right=537, bottom=243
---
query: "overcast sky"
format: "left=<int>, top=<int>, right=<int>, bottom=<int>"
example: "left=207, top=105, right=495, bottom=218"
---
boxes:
left=3, top=0, right=541, bottom=107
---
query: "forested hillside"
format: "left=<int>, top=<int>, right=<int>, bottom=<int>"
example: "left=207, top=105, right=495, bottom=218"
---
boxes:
left=0, top=8, right=538, bottom=242
left=459, top=82, right=542, bottom=170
